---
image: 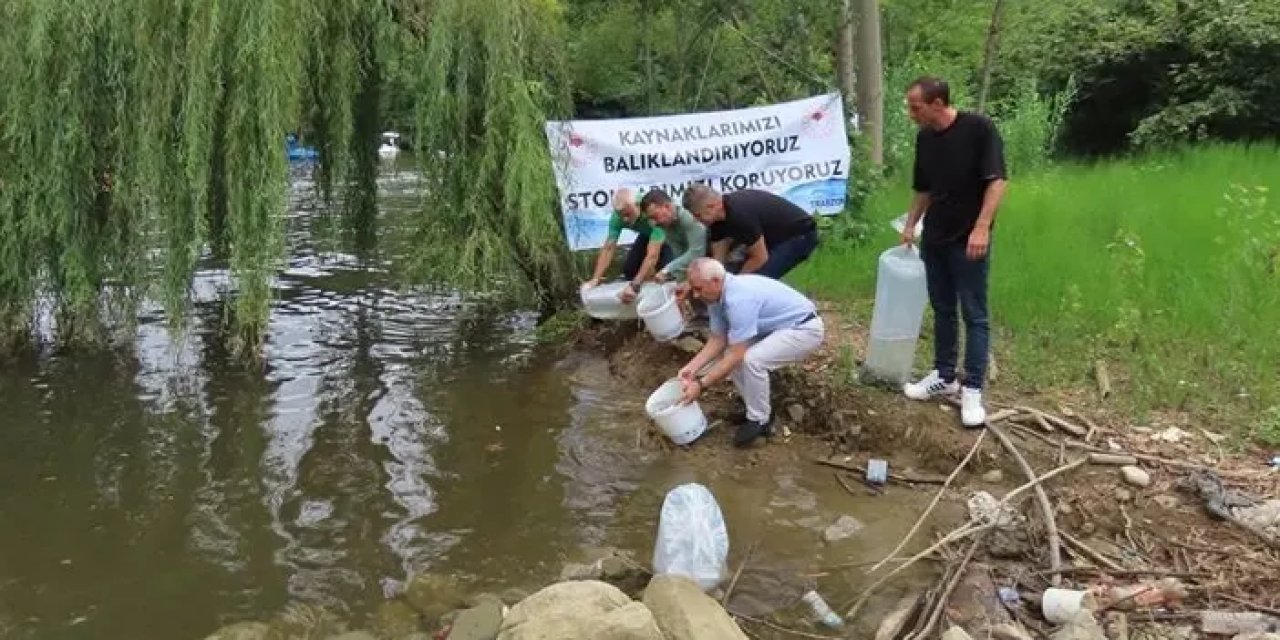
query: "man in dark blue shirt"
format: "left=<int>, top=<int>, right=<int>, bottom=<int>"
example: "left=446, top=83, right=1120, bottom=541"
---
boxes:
left=899, top=76, right=1008, bottom=428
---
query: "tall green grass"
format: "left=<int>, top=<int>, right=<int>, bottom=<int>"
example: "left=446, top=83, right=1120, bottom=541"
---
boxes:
left=792, top=144, right=1280, bottom=439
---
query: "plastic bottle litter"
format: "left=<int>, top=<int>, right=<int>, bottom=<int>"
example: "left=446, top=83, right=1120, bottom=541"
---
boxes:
left=652, top=483, right=729, bottom=591
left=866, top=459, right=889, bottom=485
left=801, top=590, right=844, bottom=628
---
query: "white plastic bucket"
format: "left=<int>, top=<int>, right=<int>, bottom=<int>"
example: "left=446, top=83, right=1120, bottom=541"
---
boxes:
left=580, top=282, right=661, bottom=320
left=637, top=286, right=685, bottom=342
left=1042, top=588, right=1095, bottom=624
left=645, top=378, right=708, bottom=445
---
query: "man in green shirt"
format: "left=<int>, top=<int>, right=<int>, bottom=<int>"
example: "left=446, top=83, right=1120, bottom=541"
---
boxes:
left=638, top=188, right=707, bottom=284
left=583, top=188, right=673, bottom=302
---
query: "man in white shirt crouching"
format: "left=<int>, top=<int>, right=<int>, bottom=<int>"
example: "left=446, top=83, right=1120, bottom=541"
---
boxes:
left=675, top=258, right=825, bottom=447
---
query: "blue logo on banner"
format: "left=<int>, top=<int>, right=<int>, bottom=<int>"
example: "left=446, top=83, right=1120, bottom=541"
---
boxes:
left=782, top=178, right=848, bottom=213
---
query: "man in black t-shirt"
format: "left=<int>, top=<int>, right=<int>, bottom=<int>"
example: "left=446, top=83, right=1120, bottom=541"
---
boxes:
left=682, top=185, right=819, bottom=279
left=899, top=76, right=1008, bottom=429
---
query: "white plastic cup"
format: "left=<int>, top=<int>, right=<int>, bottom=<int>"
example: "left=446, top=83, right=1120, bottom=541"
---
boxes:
left=801, top=590, right=844, bottom=628
left=1042, top=588, right=1094, bottom=624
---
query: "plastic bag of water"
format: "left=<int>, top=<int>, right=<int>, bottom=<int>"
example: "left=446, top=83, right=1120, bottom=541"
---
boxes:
left=652, top=483, right=729, bottom=591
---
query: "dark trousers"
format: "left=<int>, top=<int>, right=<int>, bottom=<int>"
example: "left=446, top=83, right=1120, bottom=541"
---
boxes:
left=922, top=241, right=990, bottom=390
left=756, top=230, right=819, bottom=279
left=621, top=234, right=673, bottom=280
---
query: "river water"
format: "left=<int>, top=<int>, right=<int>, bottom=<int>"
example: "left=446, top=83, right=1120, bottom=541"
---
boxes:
left=0, top=161, right=939, bottom=639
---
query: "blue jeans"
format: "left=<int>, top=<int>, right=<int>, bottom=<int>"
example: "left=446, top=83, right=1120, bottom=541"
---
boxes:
left=922, top=242, right=990, bottom=390
left=756, top=230, right=819, bottom=279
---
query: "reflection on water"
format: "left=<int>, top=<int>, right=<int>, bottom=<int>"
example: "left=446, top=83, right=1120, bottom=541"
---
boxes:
left=0, top=162, right=938, bottom=640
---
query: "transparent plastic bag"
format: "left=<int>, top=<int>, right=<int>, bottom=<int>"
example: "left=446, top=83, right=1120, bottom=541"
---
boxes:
left=652, top=483, right=729, bottom=591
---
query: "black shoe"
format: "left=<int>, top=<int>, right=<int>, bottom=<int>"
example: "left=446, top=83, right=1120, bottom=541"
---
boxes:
left=734, top=419, right=772, bottom=447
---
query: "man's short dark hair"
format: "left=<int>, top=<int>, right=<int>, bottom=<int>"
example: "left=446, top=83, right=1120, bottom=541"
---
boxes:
left=909, top=76, right=950, bottom=106
left=639, top=188, right=672, bottom=211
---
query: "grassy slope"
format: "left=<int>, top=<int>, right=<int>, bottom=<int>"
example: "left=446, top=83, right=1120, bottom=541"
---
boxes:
left=789, top=143, right=1280, bottom=441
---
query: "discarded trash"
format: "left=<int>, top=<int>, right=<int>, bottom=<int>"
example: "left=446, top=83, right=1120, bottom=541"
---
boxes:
left=1042, top=588, right=1096, bottom=624
left=967, top=491, right=1024, bottom=528
left=866, top=459, right=889, bottom=485
left=998, top=586, right=1022, bottom=607
left=1270, top=455, right=1280, bottom=470
left=1093, top=578, right=1188, bottom=611
left=1200, top=611, right=1280, bottom=636
left=1181, top=469, right=1255, bottom=520
left=801, top=590, right=844, bottom=628
left=652, top=483, right=729, bottom=591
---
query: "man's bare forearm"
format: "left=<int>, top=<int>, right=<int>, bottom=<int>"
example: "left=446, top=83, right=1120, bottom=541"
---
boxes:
left=974, top=179, right=1007, bottom=230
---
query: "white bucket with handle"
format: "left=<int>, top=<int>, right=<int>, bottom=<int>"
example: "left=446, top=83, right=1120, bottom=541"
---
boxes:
left=637, top=284, right=684, bottom=342
left=645, top=378, right=707, bottom=445
left=580, top=282, right=663, bottom=320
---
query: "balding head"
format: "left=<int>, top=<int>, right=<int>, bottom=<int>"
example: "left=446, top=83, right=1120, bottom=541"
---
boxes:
left=687, top=257, right=727, bottom=303
left=613, top=187, right=639, bottom=222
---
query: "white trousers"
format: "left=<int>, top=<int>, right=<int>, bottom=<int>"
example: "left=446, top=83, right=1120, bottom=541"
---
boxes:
left=729, top=317, right=825, bottom=422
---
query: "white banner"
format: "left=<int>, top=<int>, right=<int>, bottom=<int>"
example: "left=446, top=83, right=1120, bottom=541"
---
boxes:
left=545, top=93, right=852, bottom=251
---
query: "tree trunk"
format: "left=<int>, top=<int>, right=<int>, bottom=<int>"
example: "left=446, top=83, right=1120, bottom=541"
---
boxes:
left=977, top=0, right=1006, bottom=115
left=855, top=0, right=884, bottom=165
left=836, top=0, right=857, bottom=120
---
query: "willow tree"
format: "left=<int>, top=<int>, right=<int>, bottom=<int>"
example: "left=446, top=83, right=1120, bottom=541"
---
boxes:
left=408, top=0, right=582, bottom=312
left=0, top=0, right=387, bottom=352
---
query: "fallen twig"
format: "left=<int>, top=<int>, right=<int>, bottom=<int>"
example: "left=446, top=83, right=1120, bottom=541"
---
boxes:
left=1219, top=594, right=1280, bottom=617
left=730, top=611, right=840, bottom=640
left=722, top=540, right=758, bottom=605
left=1016, top=405, right=1088, bottom=438
left=813, top=458, right=948, bottom=485
left=1036, top=567, right=1210, bottom=580
left=989, top=422, right=1065, bottom=584
left=1089, top=453, right=1139, bottom=465
left=1061, top=530, right=1126, bottom=572
left=908, top=532, right=990, bottom=640
left=833, top=471, right=861, bottom=497
left=844, top=457, right=1090, bottom=618
left=868, top=429, right=988, bottom=574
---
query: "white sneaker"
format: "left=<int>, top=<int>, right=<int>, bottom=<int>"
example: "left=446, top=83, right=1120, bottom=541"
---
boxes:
left=903, top=370, right=959, bottom=401
left=961, top=387, right=987, bottom=427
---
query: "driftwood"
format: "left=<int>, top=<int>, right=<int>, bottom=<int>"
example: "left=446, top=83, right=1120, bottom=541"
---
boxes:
left=988, top=422, right=1064, bottom=583
left=722, top=540, right=758, bottom=605
left=1016, top=405, right=1088, bottom=438
left=907, top=535, right=991, bottom=640
left=869, top=429, right=988, bottom=574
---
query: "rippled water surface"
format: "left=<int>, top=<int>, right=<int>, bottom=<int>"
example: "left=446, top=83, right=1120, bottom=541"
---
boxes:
left=0, top=161, right=938, bottom=639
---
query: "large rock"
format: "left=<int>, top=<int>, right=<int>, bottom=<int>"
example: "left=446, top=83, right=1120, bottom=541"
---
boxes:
left=595, top=602, right=666, bottom=640
left=497, top=580, right=633, bottom=640
left=642, top=575, right=748, bottom=640
left=449, top=600, right=505, bottom=640
left=204, top=622, right=271, bottom=640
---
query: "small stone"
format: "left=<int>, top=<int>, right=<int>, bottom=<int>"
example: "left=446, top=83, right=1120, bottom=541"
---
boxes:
left=787, top=404, right=806, bottom=423
left=371, top=600, right=421, bottom=638
left=1121, top=466, right=1151, bottom=488
left=673, top=337, right=704, bottom=354
left=405, top=573, right=467, bottom=621
left=1115, top=488, right=1134, bottom=502
left=823, top=515, right=864, bottom=543
left=983, top=469, right=1004, bottom=483
left=560, top=561, right=603, bottom=581
left=600, top=556, right=632, bottom=580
